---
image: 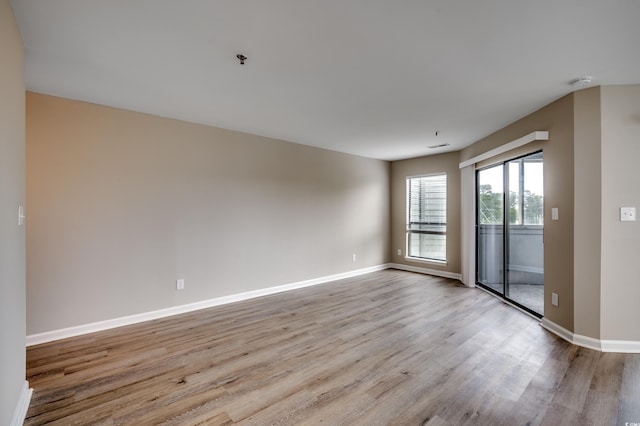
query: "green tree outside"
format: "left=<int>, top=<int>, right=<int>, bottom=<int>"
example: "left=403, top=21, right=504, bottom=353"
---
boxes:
left=479, top=185, right=543, bottom=225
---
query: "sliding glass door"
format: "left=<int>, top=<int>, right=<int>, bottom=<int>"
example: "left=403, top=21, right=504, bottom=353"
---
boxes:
left=477, top=152, right=544, bottom=316
left=477, top=164, right=504, bottom=295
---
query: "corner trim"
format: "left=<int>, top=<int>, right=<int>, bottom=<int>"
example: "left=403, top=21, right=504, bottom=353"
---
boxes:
left=540, top=318, right=640, bottom=353
left=540, top=318, right=601, bottom=351
left=10, top=381, right=32, bottom=426
left=26, top=264, right=390, bottom=346
left=573, top=332, right=604, bottom=352
left=388, top=263, right=462, bottom=281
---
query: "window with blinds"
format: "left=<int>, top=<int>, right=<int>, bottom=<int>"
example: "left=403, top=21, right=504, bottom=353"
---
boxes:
left=406, top=173, right=447, bottom=262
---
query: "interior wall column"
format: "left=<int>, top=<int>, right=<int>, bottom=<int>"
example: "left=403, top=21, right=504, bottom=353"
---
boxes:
left=460, top=165, right=476, bottom=287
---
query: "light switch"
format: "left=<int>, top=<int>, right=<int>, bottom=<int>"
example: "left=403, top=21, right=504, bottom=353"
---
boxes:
left=18, top=205, right=25, bottom=226
left=620, top=207, right=636, bottom=222
left=551, top=208, right=559, bottom=221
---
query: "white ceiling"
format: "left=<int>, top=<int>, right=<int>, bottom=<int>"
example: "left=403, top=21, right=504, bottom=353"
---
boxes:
left=11, top=0, right=640, bottom=161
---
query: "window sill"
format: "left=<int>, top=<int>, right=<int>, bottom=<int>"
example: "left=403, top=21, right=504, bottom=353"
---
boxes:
left=405, top=256, right=447, bottom=266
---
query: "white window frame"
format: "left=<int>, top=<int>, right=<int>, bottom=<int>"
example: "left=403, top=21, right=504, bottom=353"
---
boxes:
left=406, top=173, right=447, bottom=264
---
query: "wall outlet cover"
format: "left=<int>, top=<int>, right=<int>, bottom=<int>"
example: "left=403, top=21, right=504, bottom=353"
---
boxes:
left=620, top=207, right=636, bottom=222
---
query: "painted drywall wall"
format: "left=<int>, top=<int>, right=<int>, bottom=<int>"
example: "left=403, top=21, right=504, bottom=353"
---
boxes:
left=0, top=0, right=26, bottom=423
left=600, top=85, right=640, bottom=341
left=26, top=92, right=390, bottom=334
left=459, top=94, right=575, bottom=330
left=390, top=151, right=461, bottom=275
left=573, top=87, right=602, bottom=339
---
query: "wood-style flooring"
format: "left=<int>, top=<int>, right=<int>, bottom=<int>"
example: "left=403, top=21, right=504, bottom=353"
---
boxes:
left=25, top=270, right=640, bottom=425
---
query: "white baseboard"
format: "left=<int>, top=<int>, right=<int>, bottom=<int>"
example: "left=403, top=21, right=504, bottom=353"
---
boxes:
left=26, top=264, right=390, bottom=346
left=572, top=333, right=603, bottom=352
left=10, top=381, right=32, bottom=426
left=540, top=318, right=640, bottom=353
left=540, top=317, right=576, bottom=345
left=601, top=339, right=640, bottom=353
left=26, top=265, right=640, bottom=354
left=388, top=263, right=462, bottom=281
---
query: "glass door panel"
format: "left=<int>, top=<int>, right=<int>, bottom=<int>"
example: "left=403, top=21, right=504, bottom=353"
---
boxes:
left=477, top=164, right=504, bottom=295
left=506, top=152, right=544, bottom=315
left=477, top=151, right=544, bottom=317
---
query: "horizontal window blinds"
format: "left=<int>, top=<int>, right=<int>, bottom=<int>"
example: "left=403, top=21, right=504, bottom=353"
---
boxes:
left=407, top=173, right=447, bottom=262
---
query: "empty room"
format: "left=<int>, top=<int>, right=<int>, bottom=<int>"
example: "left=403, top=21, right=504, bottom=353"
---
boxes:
left=2, top=1, right=640, bottom=425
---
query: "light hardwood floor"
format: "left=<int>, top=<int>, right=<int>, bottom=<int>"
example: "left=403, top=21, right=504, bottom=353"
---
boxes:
left=25, top=270, right=640, bottom=425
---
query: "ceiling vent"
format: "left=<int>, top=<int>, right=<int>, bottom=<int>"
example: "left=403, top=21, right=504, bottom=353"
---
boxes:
left=428, top=143, right=450, bottom=149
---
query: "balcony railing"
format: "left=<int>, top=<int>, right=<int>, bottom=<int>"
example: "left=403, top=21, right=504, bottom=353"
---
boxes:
left=477, top=224, right=543, bottom=285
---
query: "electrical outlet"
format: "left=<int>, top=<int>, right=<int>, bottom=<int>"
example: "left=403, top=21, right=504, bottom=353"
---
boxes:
left=552, top=292, right=559, bottom=307
left=397, top=249, right=402, bottom=256
left=620, top=207, right=636, bottom=222
left=352, top=254, right=356, bottom=262
left=176, top=279, right=185, bottom=290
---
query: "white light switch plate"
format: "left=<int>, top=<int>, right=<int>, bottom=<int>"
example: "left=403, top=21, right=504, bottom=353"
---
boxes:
left=620, top=207, right=636, bottom=222
left=551, top=208, right=559, bottom=221
left=18, top=205, right=25, bottom=226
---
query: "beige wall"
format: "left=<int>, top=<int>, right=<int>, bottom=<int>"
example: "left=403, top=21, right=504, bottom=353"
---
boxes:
left=458, top=86, right=640, bottom=344
left=600, top=85, right=640, bottom=341
left=0, top=0, right=26, bottom=422
left=26, top=92, right=390, bottom=334
left=21, top=79, right=640, bottom=348
left=460, top=94, right=575, bottom=331
left=573, top=87, right=602, bottom=338
left=390, top=152, right=461, bottom=275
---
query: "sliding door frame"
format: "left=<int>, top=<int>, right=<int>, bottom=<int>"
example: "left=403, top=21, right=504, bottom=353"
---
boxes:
left=475, top=150, right=544, bottom=318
